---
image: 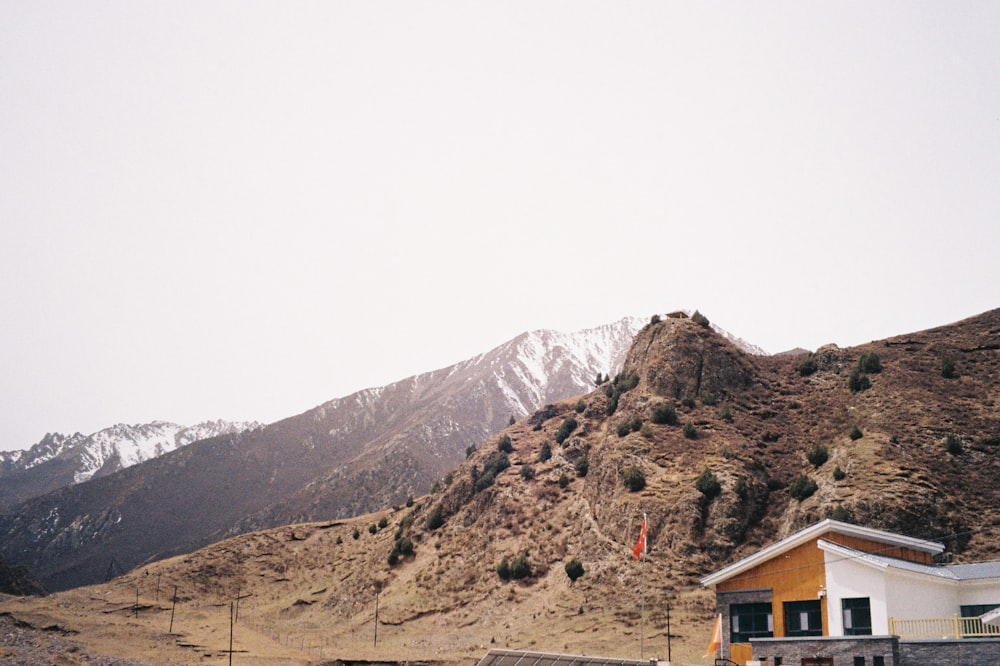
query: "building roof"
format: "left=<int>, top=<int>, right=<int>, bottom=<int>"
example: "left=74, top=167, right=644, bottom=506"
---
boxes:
left=700, top=519, right=944, bottom=588
left=475, top=649, right=651, bottom=666
left=819, top=539, right=1000, bottom=582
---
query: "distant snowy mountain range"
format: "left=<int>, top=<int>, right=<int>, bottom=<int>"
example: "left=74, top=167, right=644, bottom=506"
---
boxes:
left=0, top=420, right=261, bottom=508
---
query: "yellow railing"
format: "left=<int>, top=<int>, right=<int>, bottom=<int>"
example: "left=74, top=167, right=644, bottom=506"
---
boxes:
left=889, top=616, right=1000, bottom=639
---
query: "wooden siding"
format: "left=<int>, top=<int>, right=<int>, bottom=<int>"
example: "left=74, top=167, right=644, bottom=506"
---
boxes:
left=821, top=532, right=935, bottom=564
left=718, top=531, right=935, bottom=643
left=718, top=537, right=828, bottom=637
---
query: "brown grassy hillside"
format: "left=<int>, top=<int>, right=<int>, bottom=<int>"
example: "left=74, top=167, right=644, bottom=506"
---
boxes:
left=2, top=309, right=998, bottom=665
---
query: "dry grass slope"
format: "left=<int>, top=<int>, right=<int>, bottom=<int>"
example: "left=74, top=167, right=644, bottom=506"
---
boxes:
left=2, top=308, right=999, bottom=665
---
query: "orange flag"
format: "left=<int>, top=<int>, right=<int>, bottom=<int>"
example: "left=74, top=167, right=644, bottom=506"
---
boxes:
left=632, top=517, right=647, bottom=561
left=703, top=613, right=722, bottom=658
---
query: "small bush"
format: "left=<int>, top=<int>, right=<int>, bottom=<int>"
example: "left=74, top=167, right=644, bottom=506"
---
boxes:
left=508, top=415, right=516, bottom=426
left=806, top=444, right=829, bottom=467
left=849, top=426, right=863, bottom=441
left=496, top=557, right=511, bottom=580
left=640, top=423, right=654, bottom=439
left=368, top=523, right=378, bottom=535
left=699, top=389, right=718, bottom=406
left=692, top=310, right=710, bottom=327
left=789, top=475, right=818, bottom=501
left=941, top=357, right=957, bottom=379
left=405, top=495, right=414, bottom=507
left=848, top=368, right=871, bottom=394
left=945, top=434, right=963, bottom=455
left=510, top=551, right=532, bottom=579
left=575, top=399, right=586, bottom=413
left=498, top=435, right=514, bottom=454
left=465, top=444, right=477, bottom=459
left=605, top=372, right=640, bottom=416
left=683, top=421, right=698, bottom=440
left=565, top=559, right=585, bottom=583
left=695, top=468, right=721, bottom=500
left=858, top=352, right=883, bottom=374
left=833, top=465, right=846, bottom=481
left=538, top=441, right=552, bottom=462
left=831, top=504, right=850, bottom=521
left=617, top=421, right=632, bottom=437
left=426, top=505, right=444, bottom=531
left=336, top=535, right=343, bottom=545
left=574, top=457, right=589, bottom=477
left=797, top=355, right=818, bottom=377
left=681, top=395, right=696, bottom=409
left=352, top=528, right=360, bottom=540
left=734, top=476, right=748, bottom=501
left=651, top=403, right=678, bottom=425
left=622, top=465, right=646, bottom=492
left=558, top=473, right=570, bottom=488
left=719, top=406, right=733, bottom=422
left=388, top=551, right=399, bottom=566
left=519, top=464, right=535, bottom=480
left=378, top=516, right=389, bottom=529
left=555, top=417, right=578, bottom=444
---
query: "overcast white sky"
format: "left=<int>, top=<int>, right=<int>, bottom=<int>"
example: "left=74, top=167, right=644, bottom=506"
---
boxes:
left=2, top=2, right=998, bottom=451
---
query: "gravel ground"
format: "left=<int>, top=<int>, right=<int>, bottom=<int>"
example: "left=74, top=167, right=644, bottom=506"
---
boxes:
left=0, top=614, right=175, bottom=666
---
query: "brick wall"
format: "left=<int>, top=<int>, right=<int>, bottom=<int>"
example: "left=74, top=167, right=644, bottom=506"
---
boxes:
left=750, top=635, right=899, bottom=666
left=898, top=638, right=1000, bottom=666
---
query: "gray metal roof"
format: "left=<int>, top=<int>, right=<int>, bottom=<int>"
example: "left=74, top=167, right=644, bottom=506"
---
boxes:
left=475, top=648, right=653, bottom=666
left=819, top=539, right=1000, bottom=581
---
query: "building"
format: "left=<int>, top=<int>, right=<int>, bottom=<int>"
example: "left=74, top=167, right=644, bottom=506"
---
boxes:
left=700, top=519, right=1000, bottom=666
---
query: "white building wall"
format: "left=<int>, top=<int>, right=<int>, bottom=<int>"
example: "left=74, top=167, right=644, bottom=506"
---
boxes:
left=956, top=580, right=1000, bottom=607
left=824, top=551, right=889, bottom=635
left=883, top=569, right=959, bottom=621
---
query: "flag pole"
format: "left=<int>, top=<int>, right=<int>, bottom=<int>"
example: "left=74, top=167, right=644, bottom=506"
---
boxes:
left=640, top=512, right=646, bottom=660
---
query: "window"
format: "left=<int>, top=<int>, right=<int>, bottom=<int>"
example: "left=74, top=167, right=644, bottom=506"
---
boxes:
left=873, top=657, right=885, bottom=666
left=853, top=658, right=865, bottom=666
left=773, top=659, right=782, bottom=666
left=730, top=602, right=773, bottom=643
left=783, top=600, right=822, bottom=637
left=842, top=597, right=873, bottom=636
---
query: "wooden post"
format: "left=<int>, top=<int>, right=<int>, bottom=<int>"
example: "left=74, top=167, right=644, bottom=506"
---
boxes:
left=229, top=602, right=234, bottom=666
left=666, top=602, right=672, bottom=662
left=169, top=586, right=177, bottom=634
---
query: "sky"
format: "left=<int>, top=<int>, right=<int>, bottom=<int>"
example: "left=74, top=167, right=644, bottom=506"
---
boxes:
left=2, top=2, right=998, bottom=451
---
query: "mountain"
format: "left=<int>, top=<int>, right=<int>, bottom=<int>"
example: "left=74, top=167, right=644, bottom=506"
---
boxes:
left=0, top=420, right=262, bottom=509
left=1, top=308, right=996, bottom=666
left=0, top=316, right=649, bottom=591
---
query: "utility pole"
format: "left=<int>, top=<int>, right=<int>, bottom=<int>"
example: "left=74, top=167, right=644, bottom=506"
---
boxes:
left=373, top=589, right=379, bottom=647
left=666, top=602, right=672, bottom=663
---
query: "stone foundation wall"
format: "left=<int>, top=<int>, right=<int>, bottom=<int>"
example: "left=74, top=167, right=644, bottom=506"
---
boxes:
left=750, top=635, right=899, bottom=666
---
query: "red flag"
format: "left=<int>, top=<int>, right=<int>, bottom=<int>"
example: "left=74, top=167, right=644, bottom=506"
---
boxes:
left=632, top=517, right=647, bottom=561
left=703, top=613, right=722, bottom=658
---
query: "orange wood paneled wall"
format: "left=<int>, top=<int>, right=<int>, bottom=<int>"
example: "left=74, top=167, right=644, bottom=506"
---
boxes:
left=717, top=537, right=828, bottom=637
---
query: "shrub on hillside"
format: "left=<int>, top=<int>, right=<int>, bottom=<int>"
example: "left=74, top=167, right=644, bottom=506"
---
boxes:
left=574, top=457, right=589, bottom=477
left=510, top=551, right=532, bottom=579
left=692, top=310, right=710, bottom=327
left=789, top=475, right=818, bottom=501
left=849, top=426, right=863, bottom=441
left=558, top=473, right=570, bottom=488
left=833, top=465, right=846, bottom=481
left=519, top=464, right=535, bottom=480
left=498, top=435, right=514, bottom=454
left=650, top=314, right=662, bottom=324
left=565, top=559, right=585, bottom=583
left=858, top=352, right=883, bottom=374
left=605, top=372, right=640, bottom=416
left=651, top=403, right=678, bottom=425
left=622, top=465, right=646, bottom=492
left=640, top=423, right=654, bottom=440
left=496, top=557, right=511, bottom=581
left=941, top=357, right=957, bottom=379
left=426, top=505, right=444, bottom=531
left=699, top=389, right=719, bottom=406
left=945, top=434, right=963, bottom=455
left=848, top=368, right=871, bottom=394
left=806, top=444, right=829, bottom=468
left=695, top=468, right=721, bottom=500
left=683, top=422, right=698, bottom=440
left=617, top=421, right=632, bottom=437
left=555, top=417, right=578, bottom=445
left=538, top=441, right=552, bottom=462
left=797, top=355, right=818, bottom=377
left=719, top=406, right=733, bottom=422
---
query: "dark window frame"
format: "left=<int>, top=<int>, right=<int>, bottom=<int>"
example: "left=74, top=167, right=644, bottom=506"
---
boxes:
left=784, top=599, right=823, bottom=637
left=730, top=602, right=773, bottom=643
left=842, top=597, right=873, bottom=636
